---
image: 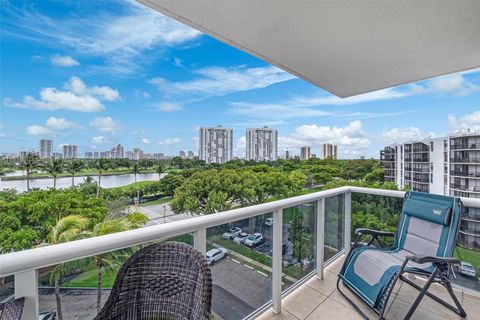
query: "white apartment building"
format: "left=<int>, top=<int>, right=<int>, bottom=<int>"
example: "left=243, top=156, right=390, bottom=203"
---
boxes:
left=199, top=125, right=233, bottom=164
left=39, top=139, right=53, bottom=159
left=63, top=144, right=77, bottom=159
left=246, top=126, right=278, bottom=161
left=380, top=130, right=480, bottom=250
left=300, top=146, right=311, bottom=160
left=322, top=143, right=338, bottom=159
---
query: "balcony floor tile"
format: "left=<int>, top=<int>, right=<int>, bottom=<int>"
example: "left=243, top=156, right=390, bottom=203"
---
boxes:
left=282, top=285, right=327, bottom=320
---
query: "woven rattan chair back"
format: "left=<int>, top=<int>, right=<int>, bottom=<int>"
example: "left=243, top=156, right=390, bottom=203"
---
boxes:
left=94, top=242, right=212, bottom=320
left=0, top=297, right=25, bottom=320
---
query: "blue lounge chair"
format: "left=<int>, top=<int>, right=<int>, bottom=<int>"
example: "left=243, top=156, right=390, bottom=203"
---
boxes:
left=337, top=191, right=467, bottom=320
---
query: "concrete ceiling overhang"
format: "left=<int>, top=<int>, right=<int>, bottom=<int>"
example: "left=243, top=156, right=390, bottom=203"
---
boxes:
left=138, top=0, right=480, bottom=98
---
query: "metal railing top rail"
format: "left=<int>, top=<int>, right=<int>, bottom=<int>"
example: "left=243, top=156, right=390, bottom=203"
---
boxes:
left=1, top=185, right=480, bottom=278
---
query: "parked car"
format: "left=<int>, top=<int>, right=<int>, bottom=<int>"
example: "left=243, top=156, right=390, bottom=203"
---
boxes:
left=39, top=311, right=56, bottom=320
left=233, top=232, right=249, bottom=244
left=264, top=218, right=273, bottom=227
left=222, top=226, right=242, bottom=240
left=206, top=247, right=228, bottom=265
left=283, top=256, right=299, bottom=268
left=458, top=261, right=477, bottom=278
left=244, top=233, right=264, bottom=247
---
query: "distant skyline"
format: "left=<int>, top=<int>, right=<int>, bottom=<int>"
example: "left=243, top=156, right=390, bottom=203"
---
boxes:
left=1, top=0, right=480, bottom=159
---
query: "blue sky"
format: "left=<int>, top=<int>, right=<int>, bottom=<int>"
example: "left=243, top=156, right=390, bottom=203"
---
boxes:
left=1, top=0, right=479, bottom=159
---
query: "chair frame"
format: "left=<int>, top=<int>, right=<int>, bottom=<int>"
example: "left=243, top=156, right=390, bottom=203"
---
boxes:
left=337, top=194, right=468, bottom=320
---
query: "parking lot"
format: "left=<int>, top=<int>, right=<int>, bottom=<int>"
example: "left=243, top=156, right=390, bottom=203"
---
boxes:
left=210, top=256, right=271, bottom=319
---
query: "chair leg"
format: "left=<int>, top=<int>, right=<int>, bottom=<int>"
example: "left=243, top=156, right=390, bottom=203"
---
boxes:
left=403, top=268, right=437, bottom=320
left=336, top=276, right=370, bottom=320
left=400, top=273, right=467, bottom=318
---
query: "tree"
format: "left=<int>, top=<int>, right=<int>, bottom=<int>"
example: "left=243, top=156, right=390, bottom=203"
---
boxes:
left=44, top=159, right=64, bottom=189
left=158, top=173, right=185, bottom=196
left=94, top=159, right=111, bottom=198
left=46, top=215, right=89, bottom=320
left=131, top=162, right=140, bottom=184
left=0, top=188, right=107, bottom=253
left=66, top=160, right=84, bottom=187
left=81, top=210, right=148, bottom=313
left=19, top=152, right=40, bottom=191
left=156, top=163, right=164, bottom=181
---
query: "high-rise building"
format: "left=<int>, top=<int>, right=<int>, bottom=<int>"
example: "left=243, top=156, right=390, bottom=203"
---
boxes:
left=322, top=143, right=338, bottom=159
left=39, top=139, right=53, bottom=159
left=53, top=152, right=63, bottom=159
left=133, top=148, right=144, bottom=160
left=126, top=151, right=134, bottom=160
left=84, top=152, right=93, bottom=159
left=199, top=125, right=233, bottom=164
left=246, top=126, right=278, bottom=161
left=111, top=144, right=124, bottom=158
left=380, top=130, right=480, bottom=251
left=300, top=146, right=311, bottom=160
left=285, top=150, right=290, bottom=160
left=187, top=150, right=194, bottom=159
left=63, top=144, right=77, bottom=159
left=179, top=150, right=186, bottom=158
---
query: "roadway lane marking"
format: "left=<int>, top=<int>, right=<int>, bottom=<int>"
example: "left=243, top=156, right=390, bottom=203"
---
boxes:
left=232, top=258, right=241, bottom=264
left=257, top=271, right=269, bottom=277
left=245, top=265, right=255, bottom=270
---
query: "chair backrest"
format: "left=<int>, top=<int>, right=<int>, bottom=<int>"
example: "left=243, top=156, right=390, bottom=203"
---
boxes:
left=94, top=242, right=212, bottom=320
left=0, top=297, right=24, bottom=320
left=394, top=191, right=461, bottom=258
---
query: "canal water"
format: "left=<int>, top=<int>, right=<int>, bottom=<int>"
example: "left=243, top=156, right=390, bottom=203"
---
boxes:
left=0, top=172, right=163, bottom=192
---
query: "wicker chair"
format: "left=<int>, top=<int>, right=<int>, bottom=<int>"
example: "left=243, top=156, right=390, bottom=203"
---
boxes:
left=94, top=242, right=212, bottom=320
left=0, top=297, right=24, bottom=320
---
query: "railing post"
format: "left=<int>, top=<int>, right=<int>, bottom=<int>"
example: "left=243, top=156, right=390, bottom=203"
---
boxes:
left=344, top=191, right=352, bottom=256
left=316, top=198, right=325, bottom=279
left=15, top=270, right=38, bottom=320
left=271, top=209, right=283, bottom=314
left=194, top=228, right=207, bottom=255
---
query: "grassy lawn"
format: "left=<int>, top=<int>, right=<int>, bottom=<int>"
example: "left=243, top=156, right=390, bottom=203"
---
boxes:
left=108, top=180, right=158, bottom=191
left=454, top=246, right=480, bottom=271
left=62, top=265, right=117, bottom=288
left=140, top=196, right=172, bottom=207
left=213, top=237, right=273, bottom=267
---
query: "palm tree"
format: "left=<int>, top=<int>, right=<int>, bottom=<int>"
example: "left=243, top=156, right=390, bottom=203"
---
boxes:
left=94, top=158, right=111, bottom=198
left=132, top=162, right=140, bottom=184
left=82, top=211, right=148, bottom=313
left=156, top=163, right=163, bottom=181
left=19, top=152, right=40, bottom=191
left=46, top=215, right=89, bottom=320
left=44, top=159, right=64, bottom=189
left=66, top=160, right=84, bottom=187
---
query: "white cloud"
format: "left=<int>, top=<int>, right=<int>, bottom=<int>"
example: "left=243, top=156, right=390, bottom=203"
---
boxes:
left=380, top=127, right=429, bottom=143
left=4, top=76, right=119, bottom=112
left=158, top=137, right=181, bottom=146
left=423, top=74, right=480, bottom=96
left=51, top=55, right=80, bottom=67
left=26, top=125, right=54, bottom=136
left=45, top=117, right=79, bottom=130
left=153, top=102, right=184, bottom=112
left=64, top=76, right=119, bottom=101
left=2, top=1, right=202, bottom=74
left=448, top=111, right=480, bottom=130
left=91, top=136, right=108, bottom=144
left=149, top=65, right=295, bottom=98
left=277, top=121, right=370, bottom=154
left=141, top=138, right=150, bottom=144
left=90, top=117, right=120, bottom=133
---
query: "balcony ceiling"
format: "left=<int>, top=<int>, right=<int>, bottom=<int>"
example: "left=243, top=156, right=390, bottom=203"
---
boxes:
left=138, top=0, right=480, bottom=98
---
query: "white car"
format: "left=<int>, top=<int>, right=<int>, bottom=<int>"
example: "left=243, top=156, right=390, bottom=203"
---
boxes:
left=206, top=247, right=228, bottom=265
left=233, top=232, right=249, bottom=244
left=222, top=226, right=242, bottom=240
left=458, top=261, right=477, bottom=278
left=264, top=218, right=273, bottom=227
left=244, top=233, right=264, bottom=247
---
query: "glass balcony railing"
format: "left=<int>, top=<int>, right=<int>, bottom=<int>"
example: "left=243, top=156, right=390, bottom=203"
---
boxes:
left=1, top=186, right=479, bottom=320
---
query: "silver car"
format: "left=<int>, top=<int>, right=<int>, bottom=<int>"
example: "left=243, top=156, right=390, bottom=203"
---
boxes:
left=458, top=261, right=477, bottom=278
left=233, top=232, right=249, bottom=244
left=222, top=227, right=242, bottom=240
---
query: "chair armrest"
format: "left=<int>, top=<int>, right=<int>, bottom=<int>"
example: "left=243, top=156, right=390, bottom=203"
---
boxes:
left=354, top=228, right=395, bottom=237
left=408, top=255, right=460, bottom=265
